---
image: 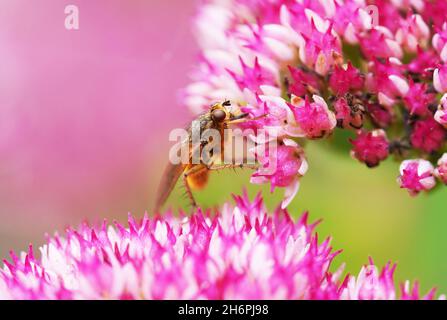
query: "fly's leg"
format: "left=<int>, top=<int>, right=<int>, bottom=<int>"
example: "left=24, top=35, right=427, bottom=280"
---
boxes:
left=207, top=163, right=259, bottom=171
left=182, top=165, right=207, bottom=209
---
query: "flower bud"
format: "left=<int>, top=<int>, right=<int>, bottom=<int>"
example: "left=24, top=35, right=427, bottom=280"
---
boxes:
left=398, top=159, right=436, bottom=196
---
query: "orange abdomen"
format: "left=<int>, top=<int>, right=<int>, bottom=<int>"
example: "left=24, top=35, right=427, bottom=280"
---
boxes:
left=186, top=167, right=209, bottom=190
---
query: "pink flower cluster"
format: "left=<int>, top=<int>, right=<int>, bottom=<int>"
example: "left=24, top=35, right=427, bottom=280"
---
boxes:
left=398, top=153, right=447, bottom=195
left=0, top=194, right=440, bottom=300
left=185, top=0, right=447, bottom=202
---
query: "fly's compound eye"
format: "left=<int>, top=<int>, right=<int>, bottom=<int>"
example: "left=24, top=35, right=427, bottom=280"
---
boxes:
left=211, top=109, right=227, bottom=122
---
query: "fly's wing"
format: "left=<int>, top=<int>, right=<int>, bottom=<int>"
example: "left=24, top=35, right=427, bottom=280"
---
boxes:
left=154, top=121, right=197, bottom=212
left=154, top=161, right=185, bottom=212
left=154, top=113, right=213, bottom=212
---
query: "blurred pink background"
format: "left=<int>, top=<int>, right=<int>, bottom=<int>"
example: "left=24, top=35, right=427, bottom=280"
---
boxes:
left=0, top=0, right=197, bottom=256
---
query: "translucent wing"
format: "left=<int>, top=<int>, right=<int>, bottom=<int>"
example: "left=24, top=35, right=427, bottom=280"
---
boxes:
left=154, top=161, right=186, bottom=212
left=154, top=120, right=204, bottom=212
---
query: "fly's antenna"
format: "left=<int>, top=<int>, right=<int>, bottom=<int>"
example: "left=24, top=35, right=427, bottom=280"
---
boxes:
left=222, top=100, right=231, bottom=107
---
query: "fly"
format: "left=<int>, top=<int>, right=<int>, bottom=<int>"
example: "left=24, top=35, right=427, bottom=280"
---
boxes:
left=154, top=100, right=258, bottom=211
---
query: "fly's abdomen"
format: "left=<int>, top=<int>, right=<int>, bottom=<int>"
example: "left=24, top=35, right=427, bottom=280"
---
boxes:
left=185, top=165, right=209, bottom=190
